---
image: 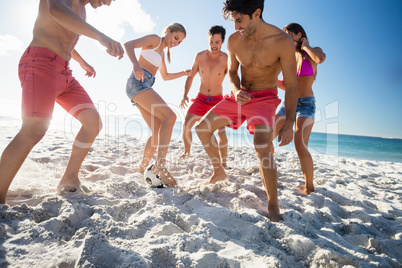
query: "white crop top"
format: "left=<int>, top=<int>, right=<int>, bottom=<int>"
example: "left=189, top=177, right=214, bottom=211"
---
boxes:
left=140, top=38, right=162, bottom=68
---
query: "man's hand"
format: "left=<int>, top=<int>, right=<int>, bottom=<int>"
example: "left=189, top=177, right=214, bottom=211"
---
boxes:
left=278, top=121, right=294, bottom=146
left=184, top=69, right=192, bottom=76
left=179, top=96, right=189, bottom=109
left=101, top=36, right=124, bottom=60
left=80, top=62, right=96, bottom=78
left=234, top=90, right=252, bottom=105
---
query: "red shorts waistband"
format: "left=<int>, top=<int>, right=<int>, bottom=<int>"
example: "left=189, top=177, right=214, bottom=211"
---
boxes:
left=24, top=46, right=69, bottom=66
left=195, top=93, right=223, bottom=102
left=239, top=88, right=278, bottom=98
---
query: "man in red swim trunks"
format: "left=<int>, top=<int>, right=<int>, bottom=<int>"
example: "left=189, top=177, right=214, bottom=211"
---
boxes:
left=0, top=0, right=124, bottom=204
left=195, top=0, right=298, bottom=222
left=179, top=25, right=228, bottom=166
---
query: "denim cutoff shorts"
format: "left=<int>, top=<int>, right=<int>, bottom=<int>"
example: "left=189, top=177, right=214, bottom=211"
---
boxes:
left=276, top=96, right=316, bottom=120
left=126, top=68, right=155, bottom=106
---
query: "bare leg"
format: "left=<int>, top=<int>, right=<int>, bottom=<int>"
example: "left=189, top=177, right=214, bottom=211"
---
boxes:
left=136, top=105, right=161, bottom=173
left=217, top=127, right=228, bottom=168
left=195, top=112, right=231, bottom=185
left=0, top=117, right=50, bottom=204
left=254, top=124, right=282, bottom=222
left=181, top=113, right=201, bottom=158
left=294, top=117, right=314, bottom=195
left=57, top=109, right=102, bottom=193
left=133, top=89, right=177, bottom=186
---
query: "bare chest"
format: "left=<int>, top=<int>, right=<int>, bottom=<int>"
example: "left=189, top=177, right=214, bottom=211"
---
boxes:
left=236, top=41, right=278, bottom=69
left=199, top=57, right=227, bottom=78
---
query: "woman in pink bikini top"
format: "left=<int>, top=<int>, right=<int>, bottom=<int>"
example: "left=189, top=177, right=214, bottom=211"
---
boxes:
left=273, top=23, right=326, bottom=196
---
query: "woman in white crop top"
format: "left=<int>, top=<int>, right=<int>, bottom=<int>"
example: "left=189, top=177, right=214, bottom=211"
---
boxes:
left=124, top=23, right=191, bottom=187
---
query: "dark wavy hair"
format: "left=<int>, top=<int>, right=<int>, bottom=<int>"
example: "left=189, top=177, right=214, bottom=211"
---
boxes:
left=282, top=23, right=307, bottom=54
left=283, top=23, right=317, bottom=79
left=208, top=25, right=226, bottom=41
left=222, top=0, right=264, bottom=19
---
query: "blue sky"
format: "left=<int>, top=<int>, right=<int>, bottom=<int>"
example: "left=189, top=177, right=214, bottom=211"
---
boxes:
left=0, top=0, right=401, bottom=139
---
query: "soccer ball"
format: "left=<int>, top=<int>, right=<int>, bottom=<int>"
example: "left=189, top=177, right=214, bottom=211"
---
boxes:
left=144, top=164, right=164, bottom=187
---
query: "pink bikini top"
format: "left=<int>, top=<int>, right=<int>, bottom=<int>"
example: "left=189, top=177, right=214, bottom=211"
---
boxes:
left=297, top=51, right=314, bottom=77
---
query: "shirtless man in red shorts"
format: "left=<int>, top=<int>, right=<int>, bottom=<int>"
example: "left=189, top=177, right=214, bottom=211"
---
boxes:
left=179, top=25, right=228, bottom=167
left=0, top=0, right=124, bottom=204
left=195, top=0, right=298, bottom=222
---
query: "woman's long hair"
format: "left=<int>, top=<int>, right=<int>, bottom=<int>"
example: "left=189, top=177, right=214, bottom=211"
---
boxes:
left=283, top=23, right=316, bottom=78
left=163, top=22, right=186, bottom=63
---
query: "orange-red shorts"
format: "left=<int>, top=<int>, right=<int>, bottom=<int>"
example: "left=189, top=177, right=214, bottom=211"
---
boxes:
left=18, top=46, right=95, bottom=119
left=187, top=93, right=223, bottom=117
left=209, top=89, right=281, bottom=134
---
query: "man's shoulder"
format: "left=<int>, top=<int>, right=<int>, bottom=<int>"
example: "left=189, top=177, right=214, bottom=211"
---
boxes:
left=228, top=31, right=242, bottom=42
left=195, top=50, right=209, bottom=59
left=263, top=23, right=289, bottom=41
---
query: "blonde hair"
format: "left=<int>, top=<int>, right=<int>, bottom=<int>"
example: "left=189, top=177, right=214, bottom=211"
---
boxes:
left=163, top=22, right=186, bottom=63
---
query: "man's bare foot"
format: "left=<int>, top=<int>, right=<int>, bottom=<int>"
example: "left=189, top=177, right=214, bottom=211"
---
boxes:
left=57, top=178, right=81, bottom=194
left=267, top=208, right=283, bottom=222
left=153, top=166, right=177, bottom=187
left=296, top=185, right=314, bottom=195
left=205, top=167, right=227, bottom=185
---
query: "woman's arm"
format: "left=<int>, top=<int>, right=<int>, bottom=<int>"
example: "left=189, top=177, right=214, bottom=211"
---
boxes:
left=278, top=80, right=286, bottom=91
left=124, top=34, right=160, bottom=81
left=159, top=53, right=191, bottom=81
left=301, top=38, right=326, bottom=64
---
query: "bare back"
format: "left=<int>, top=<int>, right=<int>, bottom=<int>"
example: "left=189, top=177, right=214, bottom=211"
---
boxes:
left=197, top=50, right=228, bottom=96
left=229, top=22, right=293, bottom=91
left=30, top=0, right=86, bottom=61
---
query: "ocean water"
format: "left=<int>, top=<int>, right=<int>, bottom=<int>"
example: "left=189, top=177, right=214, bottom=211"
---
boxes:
left=96, top=118, right=402, bottom=163
left=1, top=116, right=402, bottom=163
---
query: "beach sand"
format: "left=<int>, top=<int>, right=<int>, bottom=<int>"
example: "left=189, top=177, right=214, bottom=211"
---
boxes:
left=0, top=125, right=401, bottom=267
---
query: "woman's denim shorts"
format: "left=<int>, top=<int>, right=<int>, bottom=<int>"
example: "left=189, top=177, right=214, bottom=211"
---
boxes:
left=276, top=96, right=316, bottom=120
left=126, top=68, right=155, bottom=106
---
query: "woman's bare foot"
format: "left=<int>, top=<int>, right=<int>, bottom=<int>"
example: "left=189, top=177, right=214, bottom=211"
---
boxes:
left=180, top=152, right=190, bottom=159
left=296, top=185, right=314, bottom=195
left=205, top=167, right=227, bottom=185
left=57, top=177, right=81, bottom=194
left=152, top=166, right=177, bottom=187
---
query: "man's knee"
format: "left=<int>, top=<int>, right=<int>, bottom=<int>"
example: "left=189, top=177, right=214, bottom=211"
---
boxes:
left=79, top=109, right=103, bottom=134
left=20, top=118, right=50, bottom=146
left=195, top=119, right=210, bottom=136
left=21, top=128, right=47, bottom=146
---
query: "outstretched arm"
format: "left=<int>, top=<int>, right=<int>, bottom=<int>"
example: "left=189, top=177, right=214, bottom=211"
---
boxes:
left=71, top=50, right=96, bottom=77
left=48, top=0, right=124, bottom=59
left=159, top=54, right=192, bottom=81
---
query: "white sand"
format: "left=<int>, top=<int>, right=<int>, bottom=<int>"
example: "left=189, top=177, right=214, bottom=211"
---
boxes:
left=0, top=125, right=401, bottom=267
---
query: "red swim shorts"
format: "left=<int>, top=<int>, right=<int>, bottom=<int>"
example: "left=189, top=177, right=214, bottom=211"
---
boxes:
left=18, top=46, right=95, bottom=119
left=187, top=93, right=224, bottom=117
left=210, top=89, right=281, bottom=134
